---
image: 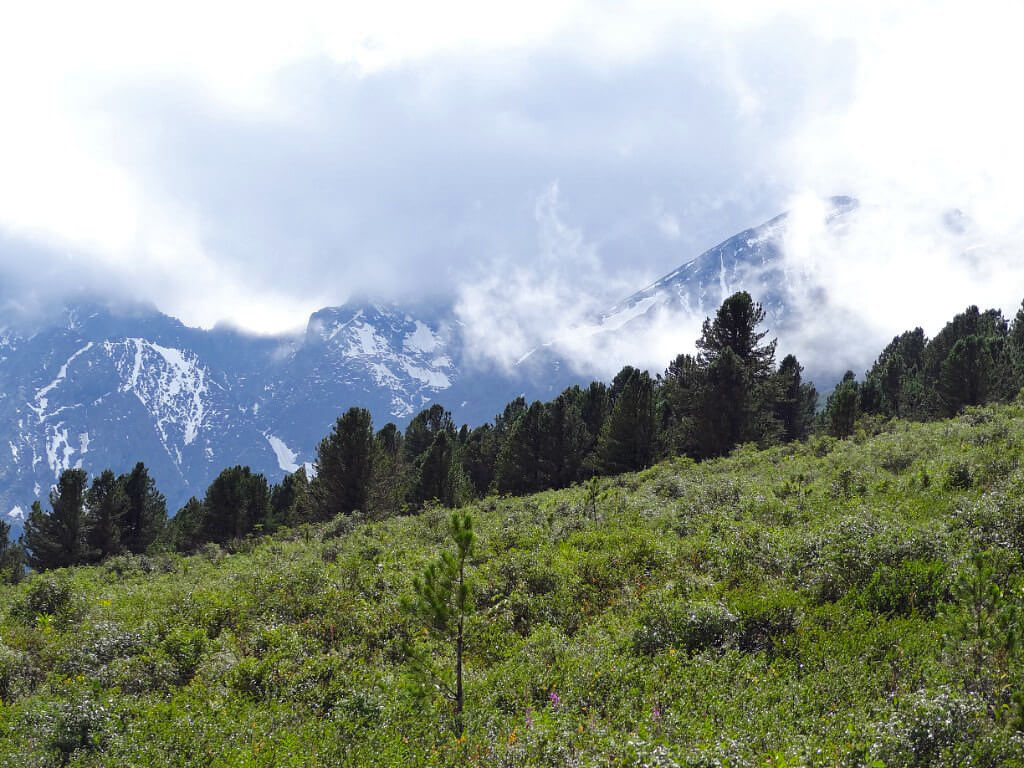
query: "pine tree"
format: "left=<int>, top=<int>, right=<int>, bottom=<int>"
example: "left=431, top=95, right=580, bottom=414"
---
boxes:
left=772, top=354, right=817, bottom=442
left=495, top=401, right=546, bottom=494
left=201, top=466, right=271, bottom=544
left=24, top=468, right=91, bottom=571
left=120, top=463, right=166, bottom=554
left=368, top=424, right=410, bottom=519
left=404, top=405, right=455, bottom=463
left=697, top=347, right=753, bottom=457
left=168, top=497, right=206, bottom=552
left=85, top=469, right=127, bottom=561
left=409, top=431, right=464, bottom=509
left=0, top=520, right=26, bottom=583
left=696, top=291, right=777, bottom=377
left=595, top=367, right=656, bottom=474
left=313, top=407, right=375, bottom=520
left=656, top=353, right=703, bottom=458
left=1006, top=299, right=1024, bottom=395
left=824, top=371, right=860, bottom=438
left=270, top=467, right=314, bottom=527
left=541, top=388, right=589, bottom=489
left=402, top=511, right=475, bottom=737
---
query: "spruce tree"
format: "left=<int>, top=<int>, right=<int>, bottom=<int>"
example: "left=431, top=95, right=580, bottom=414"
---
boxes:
left=313, top=407, right=375, bottom=519
left=24, top=468, right=91, bottom=571
left=120, top=463, right=166, bottom=554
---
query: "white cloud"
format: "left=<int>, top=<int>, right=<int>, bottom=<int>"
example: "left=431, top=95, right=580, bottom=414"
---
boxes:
left=0, top=0, right=1021, bottom=385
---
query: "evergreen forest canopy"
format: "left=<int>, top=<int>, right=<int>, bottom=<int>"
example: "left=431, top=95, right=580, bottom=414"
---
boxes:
left=6, top=290, right=1024, bottom=574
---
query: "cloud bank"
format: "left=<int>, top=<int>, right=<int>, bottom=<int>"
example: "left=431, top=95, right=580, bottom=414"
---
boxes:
left=1, top=1, right=1023, bottom=385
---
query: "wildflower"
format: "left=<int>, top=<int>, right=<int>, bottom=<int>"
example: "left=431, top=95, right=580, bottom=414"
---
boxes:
left=651, top=705, right=662, bottom=721
left=549, top=690, right=561, bottom=709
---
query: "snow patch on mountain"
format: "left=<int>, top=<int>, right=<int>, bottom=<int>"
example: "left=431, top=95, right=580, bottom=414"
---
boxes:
left=105, top=339, right=208, bottom=448
left=31, top=342, right=95, bottom=421
left=265, top=434, right=300, bottom=473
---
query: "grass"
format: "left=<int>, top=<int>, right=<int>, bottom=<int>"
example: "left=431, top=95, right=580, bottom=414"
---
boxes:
left=3, top=404, right=1024, bottom=765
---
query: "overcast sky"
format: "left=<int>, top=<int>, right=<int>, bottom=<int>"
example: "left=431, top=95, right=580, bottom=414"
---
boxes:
left=2, top=1, right=1024, bottom=375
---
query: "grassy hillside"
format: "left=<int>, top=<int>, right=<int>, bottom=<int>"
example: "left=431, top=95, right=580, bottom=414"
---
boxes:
left=3, top=405, right=1024, bottom=766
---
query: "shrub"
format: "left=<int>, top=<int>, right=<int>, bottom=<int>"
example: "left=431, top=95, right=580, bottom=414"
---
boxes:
left=859, top=559, right=949, bottom=618
left=633, top=601, right=739, bottom=656
left=11, top=575, right=83, bottom=626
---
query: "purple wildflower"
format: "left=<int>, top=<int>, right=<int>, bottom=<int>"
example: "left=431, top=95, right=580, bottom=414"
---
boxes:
left=549, top=690, right=561, bottom=709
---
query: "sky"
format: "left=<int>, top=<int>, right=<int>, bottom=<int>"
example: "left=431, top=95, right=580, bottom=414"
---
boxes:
left=2, top=1, right=1024, bottom=378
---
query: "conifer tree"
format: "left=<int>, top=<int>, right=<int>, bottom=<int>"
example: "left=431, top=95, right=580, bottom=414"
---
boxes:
left=0, top=520, right=26, bottom=583
left=201, top=466, right=271, bottom=543
left=119, top=462, right=166, bottom=554
left=368, top=424, right=410, bottom=518
left=697, top=347, right=753, bottom=457
left=270, top=466, right=314, bottom=526
left=24, top=468, right=91, bottom=571
left=824, top=371, right=860, bottom=438
left=541, top=388, right=589, bottom=488
left=696, top=291, right=777, bottom=377
left=772, top=354, right=817, bottom=442
left=85, top=469, right=127, bottom=561
left=596, top=367, right=656, bottom=473
left=168, top=497, right=206, bottom=552
left=403, top=511, right=475, bottom=737
left=495, top=401, right=546, bottom=494
left=409, top=431, right=464, bottom=509
left=656, top=353, right=703, bottom=458
left=313, top=407, right=375, bottom=519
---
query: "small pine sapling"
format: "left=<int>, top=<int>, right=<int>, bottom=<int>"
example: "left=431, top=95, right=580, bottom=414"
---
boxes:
left=402, top=511, right=475, bottom=737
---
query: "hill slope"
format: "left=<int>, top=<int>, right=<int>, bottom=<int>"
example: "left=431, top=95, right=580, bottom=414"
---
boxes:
left=3, top=404, right=1024, bottom=765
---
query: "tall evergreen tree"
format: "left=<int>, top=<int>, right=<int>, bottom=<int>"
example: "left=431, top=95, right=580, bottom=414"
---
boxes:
left=404, top=405, right=455, bottom=463
left=656, top=353, right=703, bottom=458
left=595, top=367, right=656, bottom=473
left=697, top=347, right=754, bottom=457
left=824, top=371, right=860, bottom=438
left=270, top=467, right=314, bottom=527
left=313, top=407, right=375, bottom=519
left=541, top=388, right=589, bottom=489
left=0, top=520, right=26, bottom=583
left=85, top=469, right=128, bottom=561
left=120, top=462, right=166, bottom=554
left=201, top=466, right=271, bottom=543
left=772, top=354, right=817, bottom=442
left=168, top=497, right=206, bottom=552
left=409, top=431, right=464, bottom=508
left=495, top=401, right=546, bottom=494
left=24, top=468, right=91, bottom=571
left=368, top=423, right=410, bottom=518
left=696, top=291, right=777, bottom=377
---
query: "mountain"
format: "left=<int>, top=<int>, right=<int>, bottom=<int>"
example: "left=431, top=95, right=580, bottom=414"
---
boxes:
left=516, top=195, right=860, bottom=391
left=0, top=301, right=520, bottom=531
left=0, top=196, right=863, bottom=531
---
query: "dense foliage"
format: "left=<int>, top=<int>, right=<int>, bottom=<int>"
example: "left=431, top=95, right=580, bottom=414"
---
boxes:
left=3, top=402, right=1024, bottom=764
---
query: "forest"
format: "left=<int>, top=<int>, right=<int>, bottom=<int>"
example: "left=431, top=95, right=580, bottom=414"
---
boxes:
left=6, top=290, right=1024, bottom=575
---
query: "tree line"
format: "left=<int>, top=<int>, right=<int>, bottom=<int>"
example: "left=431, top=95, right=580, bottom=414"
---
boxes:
left=13, top=291, right=1024, bottom=574
left=822, top=302, right=1024, bottom=437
